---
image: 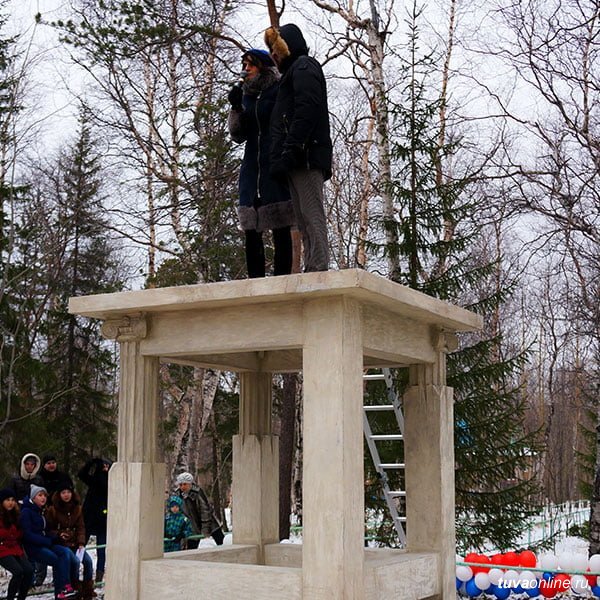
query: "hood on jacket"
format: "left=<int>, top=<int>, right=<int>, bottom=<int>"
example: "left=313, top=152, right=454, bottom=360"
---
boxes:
left=264, top=24, right=308, bottom=70
left=19, top=453, right=41, bottom=480
left=167, top=495, right=184, bottom=510
left=21, top=495, right=41, bottom=512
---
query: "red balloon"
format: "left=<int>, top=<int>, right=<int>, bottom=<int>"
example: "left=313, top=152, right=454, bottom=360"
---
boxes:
left=465, top=552, right=481, bottom=573
left=519, top=550, right=537, bottom=568
left=585, top=572, right=596, bottom=588
left=553, top=573, right=571, bottom=592
left=503, top=551, right=519, bottom=567
left=539, top=580, right=557, bottom=598
left=490, top=553, right=504, bottom=566
left=478, top=554, right=491, bottom=573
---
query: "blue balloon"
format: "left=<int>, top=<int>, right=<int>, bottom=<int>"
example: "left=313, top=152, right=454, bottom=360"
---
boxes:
left=491, top=584, right=511, bottom=600
left=525, top=583, right=540, bottom=597
left=456, top=577, right=462, bottom=590
left=591, top=584, right=600, bottom=598
left=542, top=572, right=554, bottom=581
left=465, top=578, right=482, bottom=597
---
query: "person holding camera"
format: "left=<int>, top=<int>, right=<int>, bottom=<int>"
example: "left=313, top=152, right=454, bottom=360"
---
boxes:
left=227, top=48, right=295, bottom=278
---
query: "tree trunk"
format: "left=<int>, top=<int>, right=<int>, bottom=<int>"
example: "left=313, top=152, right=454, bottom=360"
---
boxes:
left=589, top=424, right=600, bottom=555
left=279, top=373, right=297, bottom=539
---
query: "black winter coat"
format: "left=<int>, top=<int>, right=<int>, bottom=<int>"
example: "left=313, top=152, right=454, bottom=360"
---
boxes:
left=77, top=459, right=109, bottom=536
left=39, top=468, right=74, bottom=503
left=228, top=71, right=294, bottom=232
left=270, top=55, right=332, bottom=180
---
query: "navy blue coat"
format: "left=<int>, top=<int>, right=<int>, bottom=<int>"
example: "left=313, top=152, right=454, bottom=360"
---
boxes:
left=229, top=75, right=294, bottom=232
left=19, top=496, right=55, bottom=555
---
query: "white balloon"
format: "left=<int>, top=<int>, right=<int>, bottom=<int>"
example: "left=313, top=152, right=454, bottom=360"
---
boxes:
left=571, top=574, right=588, bottom=593
left=540, top=553, right=559, bottom=571
left=558, top=552, right=575, bottom=572
left=456, top=565, right=473, bottom=582
left=589, top=554, right=600, bottom=573
left=573, top=553, right=589, bottom=572
left=504, top=569, right=519, bottom=587
left=520, top=570, right=537, bottom=587
left=488, top=568, right=504, bottom=586
left=474, top=572, right=491, bottom=591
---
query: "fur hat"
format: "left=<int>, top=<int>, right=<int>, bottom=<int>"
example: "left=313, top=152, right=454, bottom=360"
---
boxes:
left=264, top=26, right=289, bottom=62
left=264, top=24, right=308, bottom=63
left=175, top=472, right=194, bottom=485
left=29, top=485, right=48, bottom=500
left=0, top=488, right=16, bottom=503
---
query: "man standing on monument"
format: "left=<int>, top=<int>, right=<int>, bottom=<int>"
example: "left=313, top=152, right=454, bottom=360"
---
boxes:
left=264, top=23, right=332, bottom=273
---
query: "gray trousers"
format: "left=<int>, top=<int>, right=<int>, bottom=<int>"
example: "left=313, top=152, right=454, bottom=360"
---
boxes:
left=288, top=169, right=329, bottom=272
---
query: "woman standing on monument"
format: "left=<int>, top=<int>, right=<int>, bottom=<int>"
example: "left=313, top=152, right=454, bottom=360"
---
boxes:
left=227, top=48, right=295, bottom=278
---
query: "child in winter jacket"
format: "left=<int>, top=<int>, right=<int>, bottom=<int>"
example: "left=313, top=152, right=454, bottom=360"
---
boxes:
left=0, top=488, right=33, bottom=600
left=19, top=485, right=78, bottom=600
left=164, top=495, right=192, bottom=553
left=46, top=485, right=96, bottom=599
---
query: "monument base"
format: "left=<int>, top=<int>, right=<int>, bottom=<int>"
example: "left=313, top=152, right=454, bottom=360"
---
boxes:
left=139, top=544, right=440, bottom=599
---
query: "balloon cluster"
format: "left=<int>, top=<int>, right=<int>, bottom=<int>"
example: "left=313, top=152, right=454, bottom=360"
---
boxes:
left=456, top=551, right=600, bottom=598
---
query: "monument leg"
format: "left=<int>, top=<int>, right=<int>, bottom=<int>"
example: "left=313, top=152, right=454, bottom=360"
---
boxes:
left=405, top=343, right=456, bottom=600
left=232, top=371, right=279, bottom=562
left=302, top=297, right=364, bottom=600
left=103, top=338, right=164, bottom=600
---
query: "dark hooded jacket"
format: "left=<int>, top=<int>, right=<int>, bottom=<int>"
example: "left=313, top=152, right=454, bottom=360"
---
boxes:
left=228, top=62, right=295, bottom=232
left=265, top=24, right=332, bottom=180
left=77, top=458, right=110, bottom=536
left=9, top=453, right=44, bottom=502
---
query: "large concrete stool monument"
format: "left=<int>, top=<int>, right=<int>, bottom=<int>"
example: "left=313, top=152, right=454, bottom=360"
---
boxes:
left=69, top=269, right=481, bottom=600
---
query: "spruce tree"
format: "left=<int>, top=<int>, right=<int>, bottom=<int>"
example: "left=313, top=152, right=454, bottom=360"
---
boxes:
left=0, top=10, right=52, bottom=480
left=367, top=1, right=539, bottom=551
left=37, top=108, right=122, bottom=473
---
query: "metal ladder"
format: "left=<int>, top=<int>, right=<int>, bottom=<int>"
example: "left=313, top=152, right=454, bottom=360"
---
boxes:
left=363, top=368, right=406, bottom=546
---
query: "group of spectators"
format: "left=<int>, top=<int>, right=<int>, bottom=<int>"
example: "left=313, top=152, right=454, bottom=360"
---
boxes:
left=0, top=453, right=109, bottom=600
left=0, top=453, right=225, bottom=599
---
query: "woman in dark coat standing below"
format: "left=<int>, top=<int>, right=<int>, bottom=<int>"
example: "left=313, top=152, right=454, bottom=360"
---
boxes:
left=77, top=458, right=110, bottom=583
left=227, top=48, right=295, bottom=278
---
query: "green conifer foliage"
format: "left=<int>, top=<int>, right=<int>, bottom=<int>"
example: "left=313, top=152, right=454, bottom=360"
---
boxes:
left=366, top=2, right=539, bottom=551
left=35, top=109, right=122, bottom=473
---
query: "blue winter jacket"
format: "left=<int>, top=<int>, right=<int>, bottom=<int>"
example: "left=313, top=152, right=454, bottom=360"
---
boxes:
left=19, top=496, right=56, bottom=555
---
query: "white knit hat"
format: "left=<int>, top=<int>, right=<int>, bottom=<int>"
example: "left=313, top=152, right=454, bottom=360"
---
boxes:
left=176, top=472, right=194, bottom=485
